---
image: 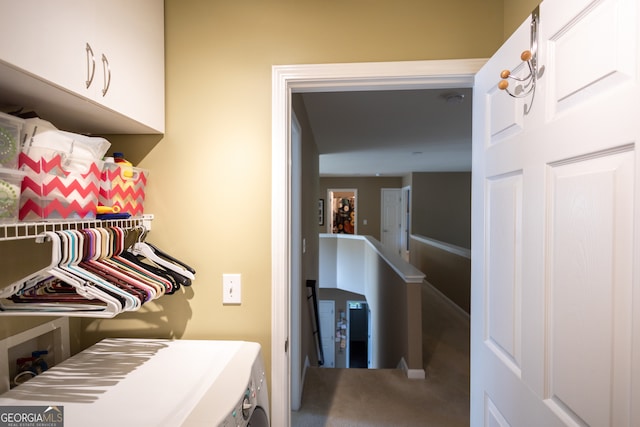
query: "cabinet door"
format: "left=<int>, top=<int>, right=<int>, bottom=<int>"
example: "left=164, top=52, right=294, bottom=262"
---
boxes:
left=0, top=0, right=164, bottom=134
left=0, top=0, right=93, bottom=97
left=94, top=0, right=165, bottom=132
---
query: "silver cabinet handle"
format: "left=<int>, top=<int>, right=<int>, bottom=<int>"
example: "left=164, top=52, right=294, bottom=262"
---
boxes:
left=85, top=43, right=95, bottom=88
left=102, top=53, right=111, bottom=96
left=101, top=53, right=111, bottom=96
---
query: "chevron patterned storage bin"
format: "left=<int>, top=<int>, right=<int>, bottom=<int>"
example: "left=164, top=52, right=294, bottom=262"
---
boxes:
left=99, top=163, right=149, bottom=216
left=18, top=152, right=102, bottom=221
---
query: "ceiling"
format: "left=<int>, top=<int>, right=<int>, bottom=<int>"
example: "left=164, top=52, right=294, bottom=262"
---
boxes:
left=300, top=88, right=473, bottom=177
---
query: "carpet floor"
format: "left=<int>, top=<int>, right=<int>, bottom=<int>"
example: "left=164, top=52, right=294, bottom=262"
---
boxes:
left=292, top=282, right=470, bottom=427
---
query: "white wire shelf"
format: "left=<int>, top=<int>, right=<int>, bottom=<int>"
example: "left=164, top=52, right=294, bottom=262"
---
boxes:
left=0, top=214, right=154, bottom=242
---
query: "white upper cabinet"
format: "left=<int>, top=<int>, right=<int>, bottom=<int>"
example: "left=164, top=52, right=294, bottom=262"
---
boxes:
left=92, top=0, right=165, bottom=133
left=0, top=0, right=90, bottom=97
left=0, top=0, right=164, bottom=134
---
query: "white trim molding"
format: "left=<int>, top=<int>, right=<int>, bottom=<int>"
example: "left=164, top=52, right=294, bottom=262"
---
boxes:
left=411, top=234, right=471, bottom=259
left=271, top=58, right=486, bottom=427
left=398, top=357, right=427, bottom=380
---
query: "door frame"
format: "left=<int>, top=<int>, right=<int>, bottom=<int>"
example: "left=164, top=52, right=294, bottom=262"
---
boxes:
left=289, top=111, right=303, bottom=411
left=271, top=58, right=486, bottom=427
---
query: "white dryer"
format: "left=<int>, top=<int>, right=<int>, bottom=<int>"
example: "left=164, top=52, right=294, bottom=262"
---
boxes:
left=0, top=338, right=269, bottom=427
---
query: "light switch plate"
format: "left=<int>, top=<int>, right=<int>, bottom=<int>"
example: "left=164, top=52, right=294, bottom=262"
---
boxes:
left=223, top=274, right=241, bottom=304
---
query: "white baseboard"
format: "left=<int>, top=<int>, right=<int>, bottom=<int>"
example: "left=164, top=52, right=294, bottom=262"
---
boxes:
left=397, top=357, right=426, bottom=379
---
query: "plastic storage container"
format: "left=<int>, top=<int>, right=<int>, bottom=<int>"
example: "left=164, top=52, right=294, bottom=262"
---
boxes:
left=18, top=151, right=102, bottom=221
left=99, top=163, right=149, bottom=216
left=0, top=112, right=25, bottom=170
left=0, top=167, right=27, bottom=223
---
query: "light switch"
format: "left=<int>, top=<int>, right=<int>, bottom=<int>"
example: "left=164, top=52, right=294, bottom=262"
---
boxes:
left=223, top=274, right=241, bottom=304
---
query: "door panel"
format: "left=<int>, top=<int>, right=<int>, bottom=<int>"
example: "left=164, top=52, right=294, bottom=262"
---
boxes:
left=485, top=172, right=522, bottom=376
left=319, top=300, right=335, bottom=368
left=381, top=188, right=402, bottom=254
left=547, top=0, right=636, bottom=116
left=546, top=148, right=634, bottom=426
left=472, top=0, right=639, bottom=425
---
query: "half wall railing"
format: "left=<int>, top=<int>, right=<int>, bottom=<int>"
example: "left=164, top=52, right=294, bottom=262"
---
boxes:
left=319, top=233, right=425, bottom=378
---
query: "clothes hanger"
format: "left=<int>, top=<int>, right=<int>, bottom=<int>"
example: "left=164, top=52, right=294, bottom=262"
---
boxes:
left=1, top=223, right=196, bottom=317
left=98, top=227, right=170, bottom=298
left=0, top=231, right=122, bottom=317
left=129, top=229, right=196, bottom=280
left=57, top=230, right=139, bottom=312
left=119, top=250, right=186, bottom=293
left=144, top=242, right=196, bottom=275
left=77, top=228, right=151, bottom=305
left=52, top=230, right=127, bottom=315
left=0, top=231, right=64, bottom=299
left=119, top=226, right=188, bottom=291
left=108, top=227, right=167, bottom=296
left=115, top=227, right=184, bottom=293
left=90, top=228, right=156, bottom=301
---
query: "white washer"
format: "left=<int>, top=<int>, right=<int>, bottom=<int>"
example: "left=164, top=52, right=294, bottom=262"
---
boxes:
left=0, top=338, right=269, bottom=427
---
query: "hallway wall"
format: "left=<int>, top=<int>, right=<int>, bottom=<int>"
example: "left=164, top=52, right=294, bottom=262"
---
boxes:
left=319, top=177, right=404, bottom=240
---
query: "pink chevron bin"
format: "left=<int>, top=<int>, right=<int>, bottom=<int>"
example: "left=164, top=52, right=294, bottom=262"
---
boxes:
left=18, top=152, right=102, bottom=221
left=99, top=163, right=149, bottom=216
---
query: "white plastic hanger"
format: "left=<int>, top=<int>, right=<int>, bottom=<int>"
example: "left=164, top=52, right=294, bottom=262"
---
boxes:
left=58, top=230, right=139, bottom=312
left=130, top=241, right=196, bottom=280
left=0, top=231, right=122, bottom=317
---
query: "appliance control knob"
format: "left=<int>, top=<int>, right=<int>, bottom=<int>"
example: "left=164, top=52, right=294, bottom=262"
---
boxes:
left=242, top=389, right=252, bottom=420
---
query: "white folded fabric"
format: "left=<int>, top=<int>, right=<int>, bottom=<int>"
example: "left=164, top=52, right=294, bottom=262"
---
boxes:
left=21, top=118, right=110, bottom=174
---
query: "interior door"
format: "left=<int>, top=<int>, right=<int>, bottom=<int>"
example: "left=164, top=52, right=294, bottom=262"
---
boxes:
left=471, top=0, right=639, bottom=425
left=381, top=188, right=402, bottom=255
left=318, top=300, right=335, bottom=368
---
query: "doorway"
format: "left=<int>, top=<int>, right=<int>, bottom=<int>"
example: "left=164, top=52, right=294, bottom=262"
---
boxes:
left=272, top=58, right=484, bottom=427
left=346, top=301, right=370, bottom=369
left=327, top=188, right=357, bottom=234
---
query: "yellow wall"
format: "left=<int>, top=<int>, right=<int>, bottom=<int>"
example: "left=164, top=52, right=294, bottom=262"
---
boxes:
left=504, top=0, right=542, bottom=40
left=82, top=0, right=505, bottom=380
left=2, top=0, right=541, bottom=395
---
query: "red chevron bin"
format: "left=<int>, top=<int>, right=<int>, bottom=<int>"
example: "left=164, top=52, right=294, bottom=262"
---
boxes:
left=99, top=163, right=148, bottom=216
left=18, top=150, right=102, bottom=221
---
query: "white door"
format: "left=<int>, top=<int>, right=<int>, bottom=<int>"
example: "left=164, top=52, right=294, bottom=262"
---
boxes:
left=318, top=300, right=335, bottom=368
left=400, top=186, right=411, bottom=261
left=381, top=188, right=402, bottom=254
left=472, top=0, right=639, bottom=426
